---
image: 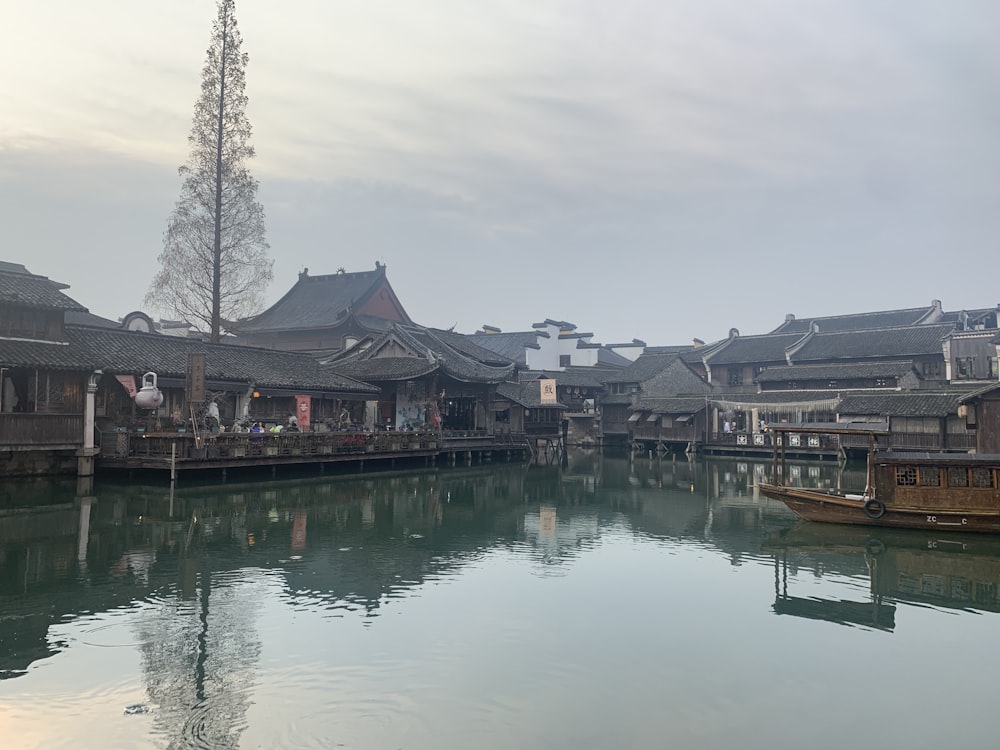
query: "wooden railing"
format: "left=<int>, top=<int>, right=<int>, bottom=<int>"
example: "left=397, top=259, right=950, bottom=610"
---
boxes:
left=0, top=414, right=84, bottom=447
left=109, top=430, right=444, bottom=461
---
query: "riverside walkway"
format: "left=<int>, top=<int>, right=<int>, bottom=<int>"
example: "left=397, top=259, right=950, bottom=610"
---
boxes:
left=98, top=429, right=532, bottom=481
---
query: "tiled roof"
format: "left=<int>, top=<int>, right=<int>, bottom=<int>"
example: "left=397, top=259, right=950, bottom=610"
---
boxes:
left=837, top=391, right=965, bottom=418
left=603, top=352, right=680, bottom=384
left=517, top=369, right=605, bottom=388
left=236, top=266, right=409, bottom=332
left=395, top=326, right=515, bottom=383
left=428, top=328, right=515, bottom=367
left=595, top=346, right=630, bottom=367
left=65, top=311, right=120, bottom=329
left=639, top=358, right=713, bottom=399
left=791, top=325, right=952, bottom=361
left=0, top=265, right=88, bottom=312
left=756, top=361, right=917, bottom=383
left=705, top=333, right=806, bottom=365
left=0, top=337, right=97, bottom=370
left=468, top=330, right=543, bottom=367
left=331, top=356, right=438, bottom=382
left=644, top=345, right=695, bottom=355
left=769, top=305, right=936, bottom=334
left=332, top=324, right=515, bottom=384
left=959, top=382, right=1000, bottom=403
left=632, top=396, right=709, bottom=414
left=496, top=381, right=568, bottom=409
left=0, top=323, right=379, bottom=393
left=63, top=327, right=379, bottom=393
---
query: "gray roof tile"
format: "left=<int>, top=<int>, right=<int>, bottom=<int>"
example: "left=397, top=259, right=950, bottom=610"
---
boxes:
left=792, top=325, right=952, bottom=361
left=237, top=266, right=409, bottom=332
left=0, top=266, right=88, bottom=312
left=0, top=325, right=379, bottom=394
left=756, top=361, right=917, bottom=383
left=705, top=333, right=805, bottom=365
left=770, top=305, right=936, bottom=334
left=837, top=391, right=965, bottom=418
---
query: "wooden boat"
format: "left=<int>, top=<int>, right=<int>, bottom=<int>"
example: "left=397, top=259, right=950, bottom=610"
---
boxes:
left=756, top=423, right=1000, bottom=533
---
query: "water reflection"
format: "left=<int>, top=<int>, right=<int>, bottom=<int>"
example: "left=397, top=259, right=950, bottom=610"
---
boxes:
left=765, top=523, right=1000, bottom=631
left=2, top=451, right=999, bottom=747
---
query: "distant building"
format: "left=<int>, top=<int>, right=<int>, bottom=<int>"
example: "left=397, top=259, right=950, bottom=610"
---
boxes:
left=234, top=263, right=411, bottom=356
left=472, top=319, right=637, bottom=371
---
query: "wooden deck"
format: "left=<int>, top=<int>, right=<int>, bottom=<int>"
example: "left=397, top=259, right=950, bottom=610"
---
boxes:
left=97, top=429, right=532, bottom=479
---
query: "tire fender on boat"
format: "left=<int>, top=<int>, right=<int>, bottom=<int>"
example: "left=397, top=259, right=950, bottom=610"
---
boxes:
left=863, top=498, right=886, bottom=519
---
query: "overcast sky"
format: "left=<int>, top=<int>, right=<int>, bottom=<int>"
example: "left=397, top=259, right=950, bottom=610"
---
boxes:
left=1, top=0, right=997, bottom=346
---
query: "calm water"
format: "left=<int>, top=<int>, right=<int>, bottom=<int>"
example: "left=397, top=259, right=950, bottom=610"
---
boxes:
left=2, top=451, right=999, bottom=749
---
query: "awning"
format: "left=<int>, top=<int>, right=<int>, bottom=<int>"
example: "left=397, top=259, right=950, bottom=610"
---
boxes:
left=646, top=413, right=658, bottom=421
left=627, top=412, right=643, bottom=422
left=674, top=414, right=694, bottom=422
left=115, top=374, right=137, bottom=398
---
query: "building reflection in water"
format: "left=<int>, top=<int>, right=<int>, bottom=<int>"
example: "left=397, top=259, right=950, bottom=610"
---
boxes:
left=6, top=449, right=996, bottom=743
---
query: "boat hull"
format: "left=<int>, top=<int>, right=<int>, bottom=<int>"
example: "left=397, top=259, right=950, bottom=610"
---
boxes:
left=757, top=482, right=1000, bottom=534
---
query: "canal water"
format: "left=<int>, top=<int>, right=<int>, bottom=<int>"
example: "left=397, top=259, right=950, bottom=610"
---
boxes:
left=2, top=451, right=998, bottom=749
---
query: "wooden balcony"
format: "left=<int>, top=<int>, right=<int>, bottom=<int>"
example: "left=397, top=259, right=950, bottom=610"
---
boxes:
left=0, top=414, right=83, bottom=448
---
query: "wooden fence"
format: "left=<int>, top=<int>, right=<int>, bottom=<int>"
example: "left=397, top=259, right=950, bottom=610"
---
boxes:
left=0, top=414, right=83, bottom=447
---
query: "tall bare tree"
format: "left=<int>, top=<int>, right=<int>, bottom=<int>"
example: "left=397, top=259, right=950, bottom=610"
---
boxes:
left=147, top=0, right=272, bottom=342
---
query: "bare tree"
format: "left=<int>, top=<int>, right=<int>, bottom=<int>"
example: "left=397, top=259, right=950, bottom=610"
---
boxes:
left=146, top=0, right=272, bottom=342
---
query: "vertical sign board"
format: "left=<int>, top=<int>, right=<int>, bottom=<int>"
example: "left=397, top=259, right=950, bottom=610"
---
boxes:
left=295, top=395, right=311, bottom=431
left=540, top=379, right=557, bottom=404
left=187, top=352, right=206, bottom=405
left=291, top=510, right=307, bottom=550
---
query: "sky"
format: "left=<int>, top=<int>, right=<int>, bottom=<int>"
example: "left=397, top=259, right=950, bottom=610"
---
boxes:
left=1, top=0, right=998, bottom=347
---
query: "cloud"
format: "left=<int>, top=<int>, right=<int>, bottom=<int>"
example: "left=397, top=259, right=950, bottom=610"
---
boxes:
left=0, top=0, right=997, bottom=345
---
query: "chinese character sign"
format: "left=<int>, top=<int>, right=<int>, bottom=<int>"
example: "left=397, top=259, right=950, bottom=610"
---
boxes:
left=540, top=379, right=557, bottom=404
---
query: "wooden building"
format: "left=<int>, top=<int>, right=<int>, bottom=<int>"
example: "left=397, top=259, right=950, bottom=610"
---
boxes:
left=0, top=262, right=95, bottom=475
left=326, top=323, right=515, bottom=434
left=494, top=378, right=568, bottom=456
left=836, top=391, right=975, bottom=453
left=601, top=351, right=710, bottom=447
left=959, top=383, right=1000, bottom=454
left=0, top=261, right=381, bottom=477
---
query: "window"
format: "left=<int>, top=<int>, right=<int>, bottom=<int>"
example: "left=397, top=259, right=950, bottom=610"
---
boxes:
left=874, top=378, right=887, bottom=387
left=972, top=468, right=994, bottom=489
left=956, top=357, right=976, bottom=380
left=559, top=354, right=571, bottom=367
left=727, top=368, right=743, bottom=386
left=947, top=467, right=969, bottom=487
left=918, top=468, right=941, bottom=487
left=989, top=357, right=999, bottom=380
left=896, top=466, right=917, bottom=486
left=922, top=361, right=942, bottom=378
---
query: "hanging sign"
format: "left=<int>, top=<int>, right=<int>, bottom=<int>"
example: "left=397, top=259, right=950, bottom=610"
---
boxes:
left=540, top=379, right=557, bottom=404
left=295, top=395, right=311, bottom=431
